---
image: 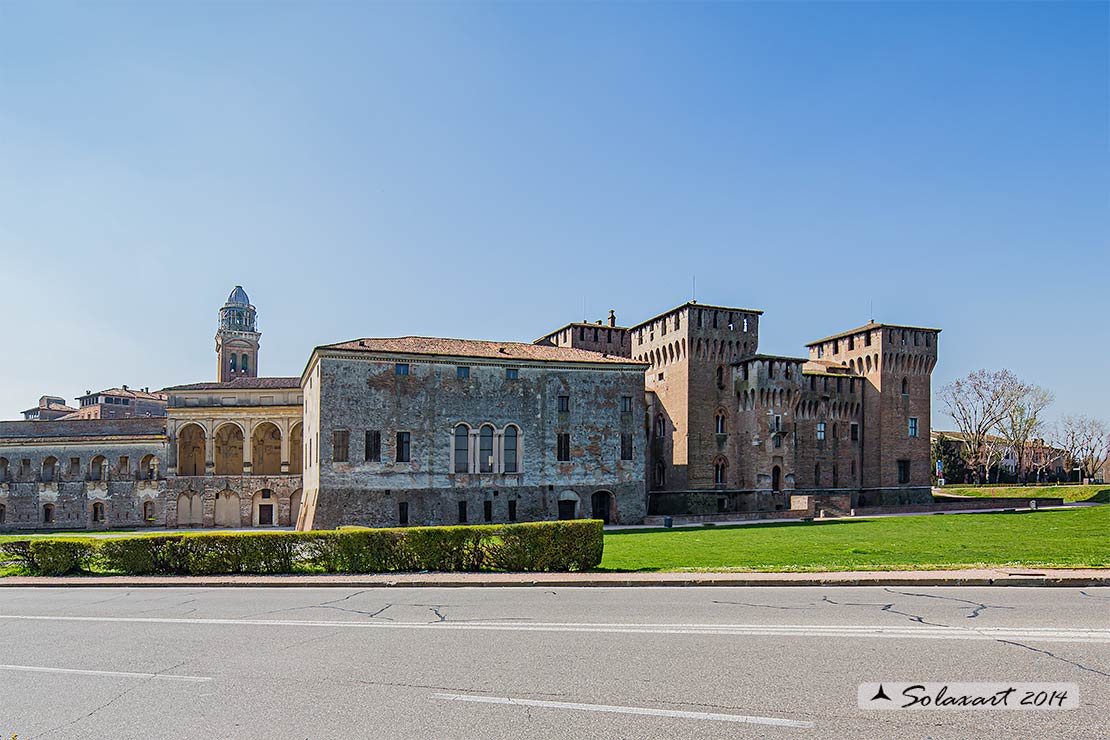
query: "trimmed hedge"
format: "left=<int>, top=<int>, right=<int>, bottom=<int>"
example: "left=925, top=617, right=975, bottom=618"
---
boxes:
left=0, top=520, right=604, bottom=576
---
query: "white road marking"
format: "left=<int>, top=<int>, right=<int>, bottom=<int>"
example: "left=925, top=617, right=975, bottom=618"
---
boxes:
left=432, top=693, right=815, bottom=728
left=0, top=663, right=211, bottom=682
left=0, top=614, right=1107, bottom=643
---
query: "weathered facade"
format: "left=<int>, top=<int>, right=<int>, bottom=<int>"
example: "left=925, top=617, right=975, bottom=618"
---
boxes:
left=299, top=337, right=648, bottom=530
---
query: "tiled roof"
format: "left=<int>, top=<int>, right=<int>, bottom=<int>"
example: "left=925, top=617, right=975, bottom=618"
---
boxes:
left=78, top=387, right=168, bottom=401
left=318, top=337, right=646, bottom=365
left=161, top=377, right=302, bottom=392
left=806, top=322, right=942, bottom=347
left=21, top=402, right=76, bottom=415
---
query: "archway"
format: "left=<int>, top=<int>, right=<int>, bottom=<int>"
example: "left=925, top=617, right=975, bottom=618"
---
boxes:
left=89, top=455, right=107, bottom=481
left=289, top=488, right=303, bottom=527
left=251, top=422, right=282, bottom=475
left=772, top=465, right=782, bottom=492
left=139, top=454, right=157, bottom=480
left=214, top=489, right=240, bottom=527
left=41, top=456, right=58, bottom=482
left=557, top=491, right=579, bottom=520
left=289, top=424, right=303, bottom=475
left=178, top=424, right=206, bottom=476
left=90, top=501, right=106, bottom=525
left=252, top=489, right=276, bottom=526
left=176, top=491, right=203, bottom=526
left=214, top=424, right=244, bottom=476
left=591, top=491, right=614, bottom=524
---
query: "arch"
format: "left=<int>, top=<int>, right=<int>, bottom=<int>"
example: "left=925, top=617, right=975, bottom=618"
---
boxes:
left=89, top=454, right=107, bottom=481
left=252, top=489, right=276, bottom=526
left=713, top=457, right=728, bottom=485
left=453, top=423, right=471, bottom=473
left=901, top=377, right=909, bottom=395
left=714, top=408, right=727, bottom=434
left=214, top=423, right=245, bottom=476
left=176, top=491, right=203, bottom=526
left=214, top=489, right=240, bottom=527
left=502, top=425, right=519, bottom=473
left=41, top=456, right=58, bottom=482
left=139, top=454, right=157, bottom=480
left=177, top=423, right=206, bottom=477
left=289, top=488, right=303, bottom=527
left=241, top=353, right=249, bottom=373
left=43, top=502, right=55, bottom=524
left=251, top=421, right=282, bottom=475
left=590, top=490, right=614, bottom=524
left=557, top=490, right=579, bottom=521
left=91, top=501, right=106, bottom=525
left=479, top=424, right=495, bottom=473
left=142, top=500, right=156, bottom=521
left=654, top=414, right=666, bottom=438
left=289, top=423, right=303, bottom=475
left=772, top=465, right=782, bottom=492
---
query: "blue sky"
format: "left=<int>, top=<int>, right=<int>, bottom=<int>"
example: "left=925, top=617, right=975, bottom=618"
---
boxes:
left=1, top=1, right=1106, bottom=428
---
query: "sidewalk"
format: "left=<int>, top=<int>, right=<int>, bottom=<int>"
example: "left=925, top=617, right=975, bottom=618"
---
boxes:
left=1, top=568, right=1106, bottom=588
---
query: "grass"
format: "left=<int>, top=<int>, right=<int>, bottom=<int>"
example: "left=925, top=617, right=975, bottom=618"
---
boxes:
left=599, top=506, right=1109, bottom=572
left=935, top=484, right=1110, bottom=504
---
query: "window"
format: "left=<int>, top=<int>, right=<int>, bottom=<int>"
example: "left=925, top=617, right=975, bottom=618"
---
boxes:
left=479, top=425, right=494, bottom=473
left=557, top=395, right=570, bottom=413
left=454, top=425, right=470, bottom=473
left=716, top=366, right=725, bottom=389
left=118, top=456, right=129, bottom=476
left=774, top=435, right=782, bottom=448
left=43, top=503, right=55, bottom=523
left=398, top=501, right=409, bottom=526
left=143, top=501, right=155, bottom=520
left=395, top=363, right=409, bottom=376
left=365, top=430, right=381, bottom=462
left=772, top=415, right=782, bottom=432
left=241, top=354, right=249, bottom=372
left=654, top=414, right=666, bottom=438
left=621, top=433, right=633, bottom=461
left=457, top=500, right=468, bottom=523
left=508, top=499, right=517, bottom=521
left=457, top=366, right=470, bottom=379
left=503, top=426, right=519, bottom=473
left=715, top=411, right=725, bottom=434
left=483, top=500, right=493, bottom=523
left=848, top=336, right=855, bottom=351
left=396, top=432, right=411, bottom=463
left=902, top=377, right=909, bottom=395
left=69, top=457, right=80, bottom=476
left=865, top=332, right=872, bottom=346
left=92, top=501, right=105, bottom=523
left=654, top=461, right=666, bottom=488
left=908, top=417, right=919, bottom=438
left=816, top=422, right=826, bottom=441
left=506, top=368, right=519, bottom=380
left=714, top=460, right=726, bottom=485
left=230, top=355, right=237, bottom=372
left=850, top=423, right=859, bottom=442
left=814, top=463, right=822, bottom=486
left=333, top=430, right=349, bottom=462
left=620, top=396, right=633, bottom=413
left=557, top=433, right=571, bottom=462
left=898, top=460, right=911, bottom=484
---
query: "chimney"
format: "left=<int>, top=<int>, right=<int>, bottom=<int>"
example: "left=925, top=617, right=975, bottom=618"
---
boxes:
left=608, top=309, right=616, bottom=327
left=122, top=384, right=128, bottom=391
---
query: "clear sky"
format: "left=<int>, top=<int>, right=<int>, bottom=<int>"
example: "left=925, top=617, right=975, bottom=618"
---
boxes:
left=1, top=1, right=1106, bottom=428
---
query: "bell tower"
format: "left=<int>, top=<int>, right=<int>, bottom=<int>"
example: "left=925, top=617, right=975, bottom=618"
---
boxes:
left=215, top=285, right=261, bottom=383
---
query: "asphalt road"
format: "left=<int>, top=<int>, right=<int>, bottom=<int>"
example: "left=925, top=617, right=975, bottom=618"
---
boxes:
left=0, top=586, right=1106, bottom=739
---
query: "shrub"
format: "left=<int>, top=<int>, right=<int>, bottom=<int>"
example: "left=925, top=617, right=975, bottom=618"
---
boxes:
left=0, top=540, right=35, bottom=571
left=490, top=520, right=604, bottom=572
left=99, top=535, right=186, bottom=575
left=27, top=539, right=97, bottom=576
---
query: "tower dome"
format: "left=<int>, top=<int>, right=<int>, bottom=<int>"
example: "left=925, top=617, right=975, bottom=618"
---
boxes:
left=226, top=285, right=251, bottom=306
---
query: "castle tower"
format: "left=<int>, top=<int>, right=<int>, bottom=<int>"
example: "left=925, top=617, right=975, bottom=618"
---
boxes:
left=215, top=285, right=260, bottom=383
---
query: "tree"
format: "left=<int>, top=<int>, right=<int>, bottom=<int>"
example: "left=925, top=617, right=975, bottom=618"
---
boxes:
left=1054, top=415, right=1110, bottom=482
left=931, top=433, right=969, bottom=484
left=996, top=385, right=1054, bottom=484
left=939, top=369, right=1022, bottom=483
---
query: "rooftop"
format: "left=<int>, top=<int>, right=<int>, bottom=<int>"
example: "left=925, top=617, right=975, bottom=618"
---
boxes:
left=161, top=377, right=301, bottom=392
left=77, top=387, right=168, bottom=401
left=630, top=301, right=764, bottom=331
left=226, top=285, right=251, bottom=305
left=316, top=337, right=648, bottom=365
left=806, top=321, right=943, bottom=347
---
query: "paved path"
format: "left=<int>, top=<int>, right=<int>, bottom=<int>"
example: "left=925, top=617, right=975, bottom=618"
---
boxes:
left=0, top=586, right=1106, bottom=739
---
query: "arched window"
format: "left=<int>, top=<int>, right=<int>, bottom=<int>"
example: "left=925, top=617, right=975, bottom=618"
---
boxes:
left=453, top=425, right=470, bottom=473
left=901, top=377, right=909, bottom=395
left=655, top=414, right=666, bottom=438
left=479, top=425, right=494, bottom=473
left=654, top=461, right=666, bottom=488
left=714, top=459, right=727, bottom=485
left=43, top=503, right=55, bottom=523
left=241, top=353, right=249, bottom=372
left=230, top=354, right=237, bottom=372
left=715, top=411, right=726, bottom=435
left=503, top=426, right=519, bottom=473
left=92, top=501, right=105, bottom=523
left=772, top=465, right=782, bottom=492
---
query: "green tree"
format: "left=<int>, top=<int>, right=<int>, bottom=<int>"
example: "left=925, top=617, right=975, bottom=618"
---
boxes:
left=932, top=433, right=969, bottom=485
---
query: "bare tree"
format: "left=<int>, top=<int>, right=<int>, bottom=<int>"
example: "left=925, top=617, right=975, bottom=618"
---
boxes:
left=1054, top=415, right=1110, bottom=482
left=996, top=385, right=1054, bottom=483
left=940, top=369, right=1022, bottom=483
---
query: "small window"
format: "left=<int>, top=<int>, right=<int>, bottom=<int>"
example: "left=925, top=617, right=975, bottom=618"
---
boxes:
left=557, top=395, right=570, bottom=413
left=457, top=500, right=468, bottom=523
left=620, top=433, right=633, bottom=461
left=92, top=501, right=105, bottom=523
left=506, top=368, right=519, bottom=380
left=816, top=422, right=826, bottom=441
left=333, top=430, right=349, bottom=462
left=395, top=363, right=410, bottom=376
left=909, top=417, right=919, bottom=438
left=714, top=460, right=726, bottom=485
left=143, top=500, right=155, bottom=520
left=715, top=411, right=726, bottom=434
left=898, top=459, right=911, bottom=484
left=716, top=366, right=724, bottom=389
left=850, top=423, right=859, bottom=442
left=483, top=500, right=493, bottom=523
left=508, top=499, right=517, bottom=522
left=865, top=332, right=872, bottom=347
left=398, top=501, right=409, bottom=526
left=365, top=430, right=381, bottom=462
left=620, top=396, right=633, bottom=413
left=457, top=366, right=470, bottom=379
left=773, top=435, right=782, bottom=449
left=557, top=433, right=571, bottom=462
left=902, top=377, right=909, bottom=395
left=396, top=432, right=411, bottom=463
left=43, top=503, right=55, bottom=523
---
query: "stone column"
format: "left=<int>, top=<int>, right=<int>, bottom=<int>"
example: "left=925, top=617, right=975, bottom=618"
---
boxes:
left=280, top=420, right=290, bottom=474
left=204, top=421, right=215, bottom=475
left=243, top=420, right=254, bottom=475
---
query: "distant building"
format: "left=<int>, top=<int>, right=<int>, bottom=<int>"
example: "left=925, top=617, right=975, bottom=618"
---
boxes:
left=68, top=387, right=168, bottom=420
left=21, top=396, right=76, bottom=421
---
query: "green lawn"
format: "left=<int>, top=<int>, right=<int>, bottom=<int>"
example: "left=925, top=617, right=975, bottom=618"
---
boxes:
left=599, top=506, right=1109, bottom=572
left=936, top=484, right=1110, bottom=504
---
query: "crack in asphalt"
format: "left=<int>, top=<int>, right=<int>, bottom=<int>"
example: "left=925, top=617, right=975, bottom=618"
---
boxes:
left=1079, top=590, right=1110, bottom=601
left=882, top=588, right=1015, bottom=619
left=994, top=639, right=1110, bottom=679
left=712, top=600, right=815, bottom=610
left=819, top=594, right=950, bottom=627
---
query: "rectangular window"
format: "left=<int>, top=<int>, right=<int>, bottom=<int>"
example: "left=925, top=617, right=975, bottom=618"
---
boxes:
left=898, top=460, right=911, bottom=484
left=333, top=430, right=349, bottom=462
left=483, top=500, right=493, bottom=523
left=909, top=417, right=919, bottom=438
left=456, top=366, right=470, bottom=379
left=69, top=457, right=80, bottom=476
left=396, top=432, right=411, bottom=463
left=457, top=500, right=467, bottom=523
left=365, top=430, right=381, bottom=461
left=848, top=336, right=855, bottom=351
left=395, top=363, right=409, bottom=376
left=505, top=368, right=519, bottom=380
left=454, top=429, right=470, bottom=473
left=557, top=395, right=570, bottom=413
left=816, top=422, right=826, bottom=441
left=620, top=396, right=633, bottom=413
left=398, top=501, right=409, bottom=526
left=557, top=433, right=571, bottom=462
left=503, top=429, right=518, bottom=473
left=850, top=423, right=859, bottom=442
left=508, top=499, right=517, bottom=522
left=621, top=433, right=633, bottom=461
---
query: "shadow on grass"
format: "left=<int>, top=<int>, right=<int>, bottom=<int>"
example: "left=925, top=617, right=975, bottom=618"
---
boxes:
left=606, top=517, right=879, bottom=537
